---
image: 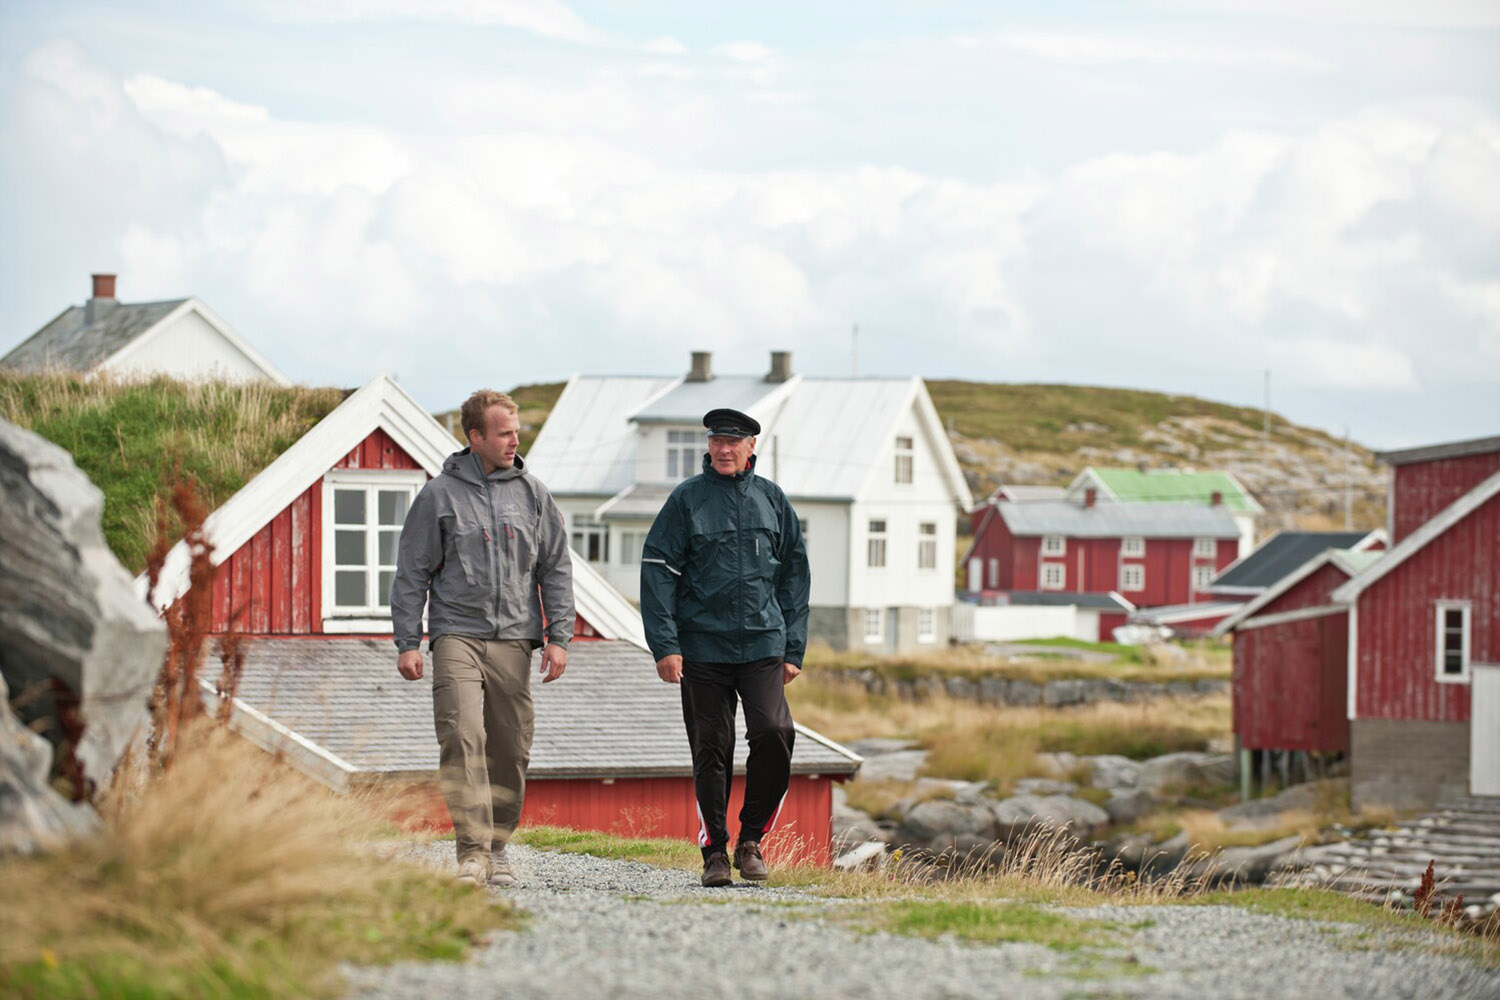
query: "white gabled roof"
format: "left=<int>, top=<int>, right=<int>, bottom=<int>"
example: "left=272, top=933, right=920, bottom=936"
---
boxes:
left=111, top=298, right=291, bottom=386
left=139, top=373, right=646, bottom=646
left=1331, top=469, right=1500, bottom=605
left=528, top=372, right=972, bottom=509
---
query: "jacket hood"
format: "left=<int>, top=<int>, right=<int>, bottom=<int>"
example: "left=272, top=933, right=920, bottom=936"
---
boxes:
left=443, top=448, right=527, bottom=485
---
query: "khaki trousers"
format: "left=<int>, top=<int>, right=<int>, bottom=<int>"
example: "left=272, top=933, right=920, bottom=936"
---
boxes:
left=431, top=635, right=535, bottom=864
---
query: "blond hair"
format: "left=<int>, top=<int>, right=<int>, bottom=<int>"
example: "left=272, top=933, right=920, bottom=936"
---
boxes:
left=460, top=389, right=519, bottom=439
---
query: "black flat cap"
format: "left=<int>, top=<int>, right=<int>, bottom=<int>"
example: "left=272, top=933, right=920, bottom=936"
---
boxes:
left=703, top=407, right=760, bottom=438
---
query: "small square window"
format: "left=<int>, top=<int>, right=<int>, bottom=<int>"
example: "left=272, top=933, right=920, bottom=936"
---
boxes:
left=1121, top=536, right=1144, bottom=557
left=1194, top=537, right=1217, bottom=558
left=1041, top=562, right=1065, bottom=589
left=1436, top=602, right=1471, bottom=682
left=1192, top=565, right=1214, bottom=591
left=324, top=471, right=427, bottom=618
left=1121, top=564, right=1145, bottom=591
left=917, top=607, right=936, bottom=643
left=1042, top=535, right=1066, bottom=556
left=863, top=607, right=884, bottom=643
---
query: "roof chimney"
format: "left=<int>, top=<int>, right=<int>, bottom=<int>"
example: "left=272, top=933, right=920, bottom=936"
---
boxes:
left=85, top=273, right=118, bottom=325
left=766, top=350, right=792, bottom=383
left=1210, top=490, right=1223, bottom=506
left=687, top=351, right=713, bottom=383
left=1084, top=487, right=1096, bottom=509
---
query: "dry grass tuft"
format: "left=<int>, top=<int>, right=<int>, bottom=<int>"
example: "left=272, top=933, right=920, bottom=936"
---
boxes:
left=0, top=724, right=509, bottom=998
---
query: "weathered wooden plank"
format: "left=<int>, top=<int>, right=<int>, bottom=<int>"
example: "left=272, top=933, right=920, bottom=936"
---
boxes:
left=290, top=488, right=310, bottom=634
left=271, top=507, right=292, bottom=632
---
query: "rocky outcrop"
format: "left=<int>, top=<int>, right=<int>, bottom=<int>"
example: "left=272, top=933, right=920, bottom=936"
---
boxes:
left=0, top=671, right=99, bottom=852
left=0, top=418, right=166, bottom=851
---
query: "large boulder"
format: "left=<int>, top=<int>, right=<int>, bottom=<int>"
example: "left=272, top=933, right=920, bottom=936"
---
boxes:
left=989, top=794, right=1110, bottom=842
left=1089, top=754, right=1143, bottom=790
left=893, top=799, right=997, bottom=851
left=1137, top=752, right=1236, bottom=794
left=0, top=418, right=166, bottom=827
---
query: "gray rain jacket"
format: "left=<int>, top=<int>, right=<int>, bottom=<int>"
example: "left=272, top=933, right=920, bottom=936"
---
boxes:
left=391, top=449, right=574, bottom=653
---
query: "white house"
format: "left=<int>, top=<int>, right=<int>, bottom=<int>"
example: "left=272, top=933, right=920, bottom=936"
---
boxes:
left=1, top=274, right=289, bottom=385
left=524, top=351, right=974, bottom=653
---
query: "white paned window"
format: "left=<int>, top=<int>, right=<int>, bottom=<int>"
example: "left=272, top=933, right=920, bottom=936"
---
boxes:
left=1194, top=536, right=1217, bottom=558
left=863, top=607, right=884, bottom=644
left=325, top=471, right=426, bottom=616
left=1041, top=562, right=1065, bottom=589
left=987, top=558, right=1000, bottom=588
left=894, top=435, right=914, bottom=484
left=666, top=429, right=700, bottom=481
left=1042, top=534, right=1066, bottom=556
left=1192, top=565, right=1214, bottom=592
left=917, top=522, right=937, bottom=569
left=1436, top=602, right=1471, bottom=682
left=1121, top=564, right=1145, bottom=592
left=618, top=530, right=647, bottom=565
left=917, top=607, right=936, bottom=643
left=1122, top=536, right=1145, bottom=557
left=867, top=519, right=887, bottom=568
left=570, top=518, right=609, bottom=563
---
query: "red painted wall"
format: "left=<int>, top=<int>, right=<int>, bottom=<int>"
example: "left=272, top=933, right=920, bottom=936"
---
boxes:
left=389, top=774, right=839, bottom=866
left=1273, top=562, right=1351, bottom=614
left=1355, top=490, right=1499, bottom=722
left=1391, top=451, right=1499, bottom=544
left=1234, top=612, right=1349, bottom=751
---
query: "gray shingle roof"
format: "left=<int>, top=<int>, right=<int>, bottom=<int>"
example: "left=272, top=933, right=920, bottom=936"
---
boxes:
left=630, top=376, right=779, bottom=424
left=228, top=637, right=860, bottom=781
left=990, top=591, right=1131, bottom=610
left=1, top=300, right=187, bottom=373
left=997, top=500, right=1240, bottom=539
left=1212, top=531, right=1374, bottom=591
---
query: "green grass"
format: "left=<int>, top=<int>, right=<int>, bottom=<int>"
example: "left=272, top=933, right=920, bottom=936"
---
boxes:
left=800, top=642, right=1229, bottom=687
left=515, top=825, right=701, bottom=871
left=0, top=372, right=346, bottom=571
left=844, top=899, right=1119, bottom=950
left=1008, top=637, right=1147, bottom=664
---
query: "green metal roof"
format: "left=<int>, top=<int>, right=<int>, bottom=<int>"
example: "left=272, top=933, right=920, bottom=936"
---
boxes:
left=1087, top=467, right=1261, bottom=513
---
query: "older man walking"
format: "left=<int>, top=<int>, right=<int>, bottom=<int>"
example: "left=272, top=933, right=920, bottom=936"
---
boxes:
left=392, top=389, right=574, bottom=888
left=640, top=407, right=810, bottom=887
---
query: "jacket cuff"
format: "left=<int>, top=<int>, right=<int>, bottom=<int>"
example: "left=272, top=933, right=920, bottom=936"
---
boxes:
left=395, top=638, right=421, bottom=654
left=545, top=634, right=570, bottom=649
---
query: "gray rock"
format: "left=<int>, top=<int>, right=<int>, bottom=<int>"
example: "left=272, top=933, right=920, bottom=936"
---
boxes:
left=0, top=418, right=166, bottom=824
left=944, top=676, right=977, bottom=701
left=1196, top=835, right=1306, bottom=887
left=976, top=677, right=1008, bottom=706
left=1138, top=752, right=1236, bottom=793
left=833, top=799, right=889, bottom=846
left=845, top=737, right=919, bottom=757
left=1217, top=783, right=1323, bottom=831
left=1104, top=788, right=1158, bottom=825
left=854, top=749, right=929, bottom=782
left=1004, top=678, right=1042, bottom=706
left=0, top=671, right=100, bottom=853
left=1035, top=751, right=1079, bottom=776
left=832, top=840, right=888, bottom=872
left=894, top=799, right=996, bottom=849
left=1042, top=679, right=1086, bottom=707
left=1014, top=778, right=1077, bottom=796
left=989, top=794, right=1110, bottom=840
left=1089, top=754, right=1143, bottom=790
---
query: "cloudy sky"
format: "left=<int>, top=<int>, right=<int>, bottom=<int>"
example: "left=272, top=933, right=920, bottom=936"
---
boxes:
left=1, top=1, right=1496, bottom=449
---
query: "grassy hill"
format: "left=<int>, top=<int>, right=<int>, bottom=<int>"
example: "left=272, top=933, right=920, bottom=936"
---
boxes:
left=501, top=378, right=1386, bottom=533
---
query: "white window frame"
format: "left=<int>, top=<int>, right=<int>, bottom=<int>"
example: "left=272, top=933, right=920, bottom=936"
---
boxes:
left=917, top=607, right=936, bottom=644
left=570, top=517, right=609, bottom=563
left=917, top=521, right=937, bottom=570
left=1121, top=563, right=1145, bottom=592
left=894, top=435, right=914, bottom=484
left=1435, top=600, right=1472, bottom=684
left=1041, top=562, right=1065, bottom=590
left=1041, top=534, right=1066, bottom=556
left=863, top=607, right=884, bottom=644
left=867, top=518, right=887, bottom=568
left=618, top=529, right=648, bottom=566
left=987, top=557, right=1000, bottom=589
left=1194, top=536, right=1217, bottom=558
left=666, top=428, right=700, bottom=481
left=1121, top=536, right=1145, bottom=557
left=322, top=469, right=428, bottom=625
left=1192, top=565, right=1214, bottom=592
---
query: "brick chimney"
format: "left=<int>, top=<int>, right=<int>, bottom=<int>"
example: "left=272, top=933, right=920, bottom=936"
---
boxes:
left=1084, top=487, right=1096, bottom=509
left=766, top=350, right=792, bottom=383
left=687, top=351, right=713, bottom=383
left=1210, top=490, right=1223, bottom=506
left=85, top=273, right=118, bottom=325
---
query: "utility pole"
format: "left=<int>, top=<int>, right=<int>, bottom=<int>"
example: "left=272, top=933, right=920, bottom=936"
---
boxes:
left=1343, top=425, right=1353, bottom=530
left=1262, top=369, right=1271, bottom=452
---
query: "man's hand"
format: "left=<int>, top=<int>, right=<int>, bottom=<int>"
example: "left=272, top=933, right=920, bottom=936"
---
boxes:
left=397, top=650, right=424, bottom=680
left=656, top=653, right=683, bottom=684
left=783, top=662, right=801, bottom=685
left=540, top=643, right=568, bottom=683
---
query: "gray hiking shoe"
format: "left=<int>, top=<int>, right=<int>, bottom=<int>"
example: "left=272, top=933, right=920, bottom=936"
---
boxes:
left=454, top=856, right=488, bottom=887
left=489, top=845, right=517, bottom=887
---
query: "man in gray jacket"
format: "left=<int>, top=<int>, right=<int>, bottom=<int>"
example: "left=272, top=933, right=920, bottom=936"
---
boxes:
left=392, top=388, right=574, bottom=888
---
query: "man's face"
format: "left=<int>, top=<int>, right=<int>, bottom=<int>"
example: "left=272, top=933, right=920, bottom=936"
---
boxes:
left=468, top=405, right=521, bottom=473
left=708, top=433, right=755, bottom=475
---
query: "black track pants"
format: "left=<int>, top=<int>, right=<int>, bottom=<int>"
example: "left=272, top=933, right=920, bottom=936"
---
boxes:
left=680, top=656, right=796, bottom=860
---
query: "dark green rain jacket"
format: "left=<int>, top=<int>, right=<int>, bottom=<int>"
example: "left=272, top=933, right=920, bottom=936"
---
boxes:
left=640, top=454, right=810, bottom=666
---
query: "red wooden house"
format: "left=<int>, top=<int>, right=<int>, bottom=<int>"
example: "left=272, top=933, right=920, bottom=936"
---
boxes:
left=1215, top=545, right=1383, bottom=769
left=144, top=375, right=860, bottom=863
left=963, top=489, right=1241, bottom=610
left=1332, top=434, right=1500, bottom=810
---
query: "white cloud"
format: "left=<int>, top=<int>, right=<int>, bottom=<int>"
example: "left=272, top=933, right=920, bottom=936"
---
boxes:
left=251, top=0, right=604, bottom=44
left=983, top=32, right=1329, bottom=71
left=1265, top=338, right=1417, bottom=391
left=1163, top=0, right=1500, bottom=28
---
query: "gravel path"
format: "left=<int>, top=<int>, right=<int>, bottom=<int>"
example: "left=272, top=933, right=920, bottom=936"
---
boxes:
left=344, top=842, right=1500, bottom=1000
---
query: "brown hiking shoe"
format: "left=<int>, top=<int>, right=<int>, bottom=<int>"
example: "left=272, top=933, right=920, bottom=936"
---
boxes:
left=734, top=840, right=769, bottom=881
left=701, top=851, right=732, bottom=887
